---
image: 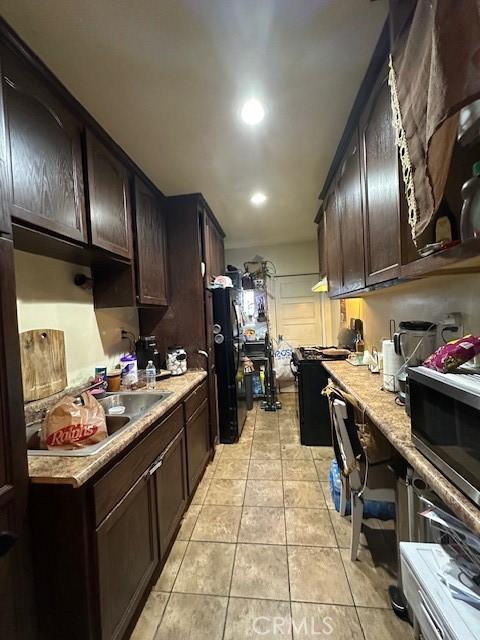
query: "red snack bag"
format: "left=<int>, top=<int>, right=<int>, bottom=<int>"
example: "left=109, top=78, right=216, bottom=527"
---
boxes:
left=42, top=392, right=108, bottom=450
left=423, top=335, right=480, bottom=373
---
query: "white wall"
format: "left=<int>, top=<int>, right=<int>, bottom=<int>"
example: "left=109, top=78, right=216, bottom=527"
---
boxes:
left=15, top=251, right=139, bottom=388
left=225, top=240, right=319, bottom=276
left=344, top=273, right=480, bottom=350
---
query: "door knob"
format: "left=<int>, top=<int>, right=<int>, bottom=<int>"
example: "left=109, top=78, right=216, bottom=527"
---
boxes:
left=0, top=531, right=17, bottom=557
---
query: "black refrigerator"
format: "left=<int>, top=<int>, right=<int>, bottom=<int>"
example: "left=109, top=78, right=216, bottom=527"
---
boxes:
left=212, top=288, right=247, bottom=443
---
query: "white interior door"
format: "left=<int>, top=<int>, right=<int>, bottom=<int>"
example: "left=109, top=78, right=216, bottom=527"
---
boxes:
left=272, top=274, right=323, bottom=346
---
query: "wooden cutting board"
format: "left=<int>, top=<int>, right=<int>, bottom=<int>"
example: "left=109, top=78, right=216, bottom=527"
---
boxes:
left=20, top=329, right=67, bottom=402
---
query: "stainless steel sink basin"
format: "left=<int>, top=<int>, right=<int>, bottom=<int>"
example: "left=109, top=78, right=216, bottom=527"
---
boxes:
left=27, top=391, right=172, bottom=457
left=99, top=392, right=170, bottom=417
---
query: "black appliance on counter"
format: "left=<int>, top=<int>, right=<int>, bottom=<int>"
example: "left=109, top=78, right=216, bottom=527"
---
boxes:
left=135, top=335, right=162, bottom=370
left=291, top=346, right=347, bottom=446
left=212, top=288, right=247, bottom=443
left=409, top=364, right=480, bottom=507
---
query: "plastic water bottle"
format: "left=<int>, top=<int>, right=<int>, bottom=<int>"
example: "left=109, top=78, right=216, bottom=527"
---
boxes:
left=146, top=361, right=156, bottom=390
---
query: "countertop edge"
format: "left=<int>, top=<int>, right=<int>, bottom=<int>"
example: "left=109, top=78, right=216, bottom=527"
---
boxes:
left=322, top=361, right=480, bottom=537
left=28, top=370, right=208, bottom=488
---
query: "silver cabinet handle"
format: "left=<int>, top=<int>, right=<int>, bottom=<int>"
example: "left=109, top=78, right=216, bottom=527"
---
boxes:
left=148, top=458, right=163, bottom=475
left=198, top=350, right=208, bottom=358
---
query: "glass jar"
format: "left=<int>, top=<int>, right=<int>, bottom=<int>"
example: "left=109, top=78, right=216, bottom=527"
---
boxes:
left=166, top=346, right=187, bottom=376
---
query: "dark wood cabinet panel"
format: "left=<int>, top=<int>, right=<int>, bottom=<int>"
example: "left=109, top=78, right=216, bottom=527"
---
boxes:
left=360, top=73, right=400, bottom=285
left=155, top=429, right=188, bottom=558
left=336, top=133, right=365, bottom=293
left=317, top=213, right=327, bottom=278
left=134, top=176, right=169, bottom=306
left=0, top=238, right=34, bottom=639
left=324, top=189, right=343, bottom=296
left=203, top=206, right=225, bottom=285
left=185, top=399, right=210, bottom=492
left=86, top=130, right=132, bottom=258
left=0, top=56, right=10, bottom=235
left=97, top=472, right=158, bottom=640
left=1, top=44, right=86, bottom=241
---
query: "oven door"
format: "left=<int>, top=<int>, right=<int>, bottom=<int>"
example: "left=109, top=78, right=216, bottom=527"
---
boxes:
left=409, top=368, right=480, bottom=506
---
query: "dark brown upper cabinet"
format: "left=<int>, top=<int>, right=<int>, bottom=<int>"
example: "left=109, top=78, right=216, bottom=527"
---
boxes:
left=324, top=188, right=343, bottom=297
left=360, top=70, right=401, bottom=285
left=202, top=203, right=225, bottom=286
left=1, top=44, right=86, bottom=242
left=134, top=176, right=169, bottom=306
left=336, top=133, right=365, bottom=294
left=0, top=57, right=10, bottom=236
left=85, top=130, right=133, bottom=259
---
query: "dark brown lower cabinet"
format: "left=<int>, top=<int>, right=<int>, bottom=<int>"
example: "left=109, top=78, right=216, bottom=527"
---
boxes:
left=97, top=473, right=158, bottom=640
left=155, top=429, right=188, bottom=557
left=186, top=399, right=210, bottom=491
left=30, top=380, right=211, bottom=640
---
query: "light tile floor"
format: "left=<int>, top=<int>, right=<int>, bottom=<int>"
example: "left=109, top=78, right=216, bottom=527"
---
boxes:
left=130, top=395, right=413, bottom=640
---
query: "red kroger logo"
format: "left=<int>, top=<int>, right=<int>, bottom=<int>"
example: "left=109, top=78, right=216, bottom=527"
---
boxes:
left=47, top=423, right=99, bottom=447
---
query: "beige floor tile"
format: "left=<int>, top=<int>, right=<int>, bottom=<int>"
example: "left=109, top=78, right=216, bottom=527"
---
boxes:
left=283, top=481, right=326, bottom=509
left=255, top=414, right=279, bottom=429
left=202, top=465, right=215, bottom=480
left=321, top=482, right=335, bottom=510
left=253, top=431, right=280, bottom=445
left=328, top=510, right=375, bottom=550
left=244, top=480, right=284, bottom=507
left=220, top=441, right=252, bottom=460
left=356, top=608, right=414, bottom=640
left=314, top=459, right=333, bottom=481
left=285, top=508, right=337, bottom=547
left=291, top=602, right=363, bottom=639
left=191, top=505, right=242, bottom=543
left=191, top=475, right=212, bottom=505
left=130, top=591, right=169, bottom=640
left=279, top=430, right=300, bottom=444
left=173, top=541, right=235, bottom=596
left=282, top=459, right=317, bottom=481
left=288, top=546, right=353, bottom=605
left=238, top=506, right=286, bottom=545
left=224, top=597, right=292, bottom=640
left=339, top=547, right=395, bottom=608
left=153, top=540, right=188, bottom=591
left=176, top=505, right=202, bottom=541
left=248, top=459, right=282, bottom=480
left=213, top=458, right=250, bottom=480
left=280, top=443, right=313, bottom=460
left=309, top=446, right=334, bottom=461
left=250, top=441, right=281, bottom=459
left=204, top=479, right=246, bottom=506
left=155, top=593, right=227, bottom=640
left=230, top=543, right=290, bottom=601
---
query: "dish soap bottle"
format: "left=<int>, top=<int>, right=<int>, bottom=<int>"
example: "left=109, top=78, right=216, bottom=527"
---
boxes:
left=146, top=360, right=156, bottom=390
left=460, top=161, right=480, bottom=241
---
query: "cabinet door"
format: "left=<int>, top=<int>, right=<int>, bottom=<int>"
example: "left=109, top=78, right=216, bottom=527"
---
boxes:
left=0, top=56, right=10, bottom=235
left=360, top=73, right=400, bottom=285
left=134, top=177, right=169, bottom=305
left=185, top=399, right=210, bottom=492
left=155, top=429, right=188, bottom=558
left=324, top=188, right=343, bottom=296
left=86, top=130, right=133, bottom=258
left=317, top=214, right=327, bottom=278
left=96, top=472, right=158, bottom=640
left=1, top=45, right=86, bottom=241
left=0, top=238, right=32, bottom=639
left=336, top=132, right=365, bottom=293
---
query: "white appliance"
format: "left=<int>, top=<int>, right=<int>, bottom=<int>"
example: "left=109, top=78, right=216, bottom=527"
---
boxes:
left=401, top=542, right=480, bottom=640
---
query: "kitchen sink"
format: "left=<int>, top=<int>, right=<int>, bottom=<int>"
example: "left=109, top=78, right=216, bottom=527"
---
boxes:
left=27, top=390, right=172, bottom=457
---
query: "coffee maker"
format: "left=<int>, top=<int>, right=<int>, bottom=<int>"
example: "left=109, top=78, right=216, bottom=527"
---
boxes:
left=135, top=335, right=162, bottom=371
left=393, top=321, right=437, bottom=405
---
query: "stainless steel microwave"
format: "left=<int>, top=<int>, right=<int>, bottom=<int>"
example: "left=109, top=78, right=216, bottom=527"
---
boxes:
left=409, top=365, right=480, bottom=507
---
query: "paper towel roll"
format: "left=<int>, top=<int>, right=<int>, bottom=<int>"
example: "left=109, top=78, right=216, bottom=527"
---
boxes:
left=382, top=339, right=404, bottom=392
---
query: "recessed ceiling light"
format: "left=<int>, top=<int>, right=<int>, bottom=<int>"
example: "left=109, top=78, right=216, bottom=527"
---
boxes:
left=250, top=192, right=267, bottom=206
left=241, top=98, right=265, bottom=125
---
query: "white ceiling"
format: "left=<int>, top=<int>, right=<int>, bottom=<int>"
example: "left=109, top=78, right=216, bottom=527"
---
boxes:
left=0, top=0, right=387, bottom=248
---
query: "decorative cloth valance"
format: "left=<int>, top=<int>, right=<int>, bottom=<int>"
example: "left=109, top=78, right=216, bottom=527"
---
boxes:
left=389, top=0, right=480, bottom=244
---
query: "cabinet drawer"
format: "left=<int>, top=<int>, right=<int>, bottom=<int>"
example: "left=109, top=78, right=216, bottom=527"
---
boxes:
left=94, top=404, right=184, bottom=525
left=185, top=380, right=208, bottom=421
